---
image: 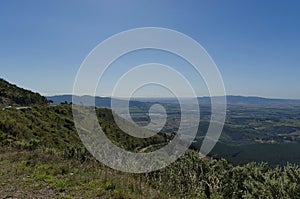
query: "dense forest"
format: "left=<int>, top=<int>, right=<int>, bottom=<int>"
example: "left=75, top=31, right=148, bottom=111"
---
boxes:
left=1, top=79, right=300, bottom=198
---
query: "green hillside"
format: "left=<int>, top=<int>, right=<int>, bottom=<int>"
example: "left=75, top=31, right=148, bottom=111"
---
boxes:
left=1, top=79, right=300, bottom=198
left=0, top=78, right=48, bottom=107
left=0, top=104, right=169, bottom=154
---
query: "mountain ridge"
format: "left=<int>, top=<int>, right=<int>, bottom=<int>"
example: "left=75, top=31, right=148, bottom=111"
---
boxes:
left=0, top=78, right=48, bottom=107
left=47, top=94, right=300, bottom=108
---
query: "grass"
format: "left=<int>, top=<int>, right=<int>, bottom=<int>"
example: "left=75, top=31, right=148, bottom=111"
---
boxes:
left=0, top=147, right=167, bottom=199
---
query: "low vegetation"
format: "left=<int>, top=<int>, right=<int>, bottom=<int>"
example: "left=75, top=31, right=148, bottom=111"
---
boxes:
left=0, top=104, right=300, bottom=198
left=1, top=79, right=300, bottom=198
left=0, top=78, right=48, bottom=107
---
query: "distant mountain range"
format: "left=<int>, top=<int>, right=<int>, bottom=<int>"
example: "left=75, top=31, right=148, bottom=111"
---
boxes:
left=47, top=95, right=300, bottom=108
left=47, top=95, right=152, bottom=109
left=1, top=77, right=299, bottom=109
left=223, top=96, right=300, bottom=106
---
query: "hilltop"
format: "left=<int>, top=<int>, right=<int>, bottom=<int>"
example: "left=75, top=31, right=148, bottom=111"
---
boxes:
left=0, top=78, right=48, bottom=107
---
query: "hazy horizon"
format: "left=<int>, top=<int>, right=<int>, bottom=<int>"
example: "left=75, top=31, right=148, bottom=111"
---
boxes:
left=46, top=92, right=300, bottom=100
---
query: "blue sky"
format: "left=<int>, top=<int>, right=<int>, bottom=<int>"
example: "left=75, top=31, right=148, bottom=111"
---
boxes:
left=0, top=0, right=299, bottom=98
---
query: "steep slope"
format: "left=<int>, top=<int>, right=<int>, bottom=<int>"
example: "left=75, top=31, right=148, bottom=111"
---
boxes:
left=0, top=78, right=48, bottom=107
left=0, top=104, right=169, bottom=154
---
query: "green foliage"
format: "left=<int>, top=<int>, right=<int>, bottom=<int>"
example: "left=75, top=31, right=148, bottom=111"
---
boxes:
left=0, top=78, right=48, bottom=106
left=96, top=108, right=170, bottom=151
left=0, top=104, right=170, bottom=155
left=0, top=104, right=82, bottom=152
left=0, top=148, right=164, bottom=198
left=0, top=88, right=299, bottom=198
left=145, top=150, right=300, bottom=198
left=104, top=181, right=116, bottom=191
left=1, top=104, right=300, bottom=198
